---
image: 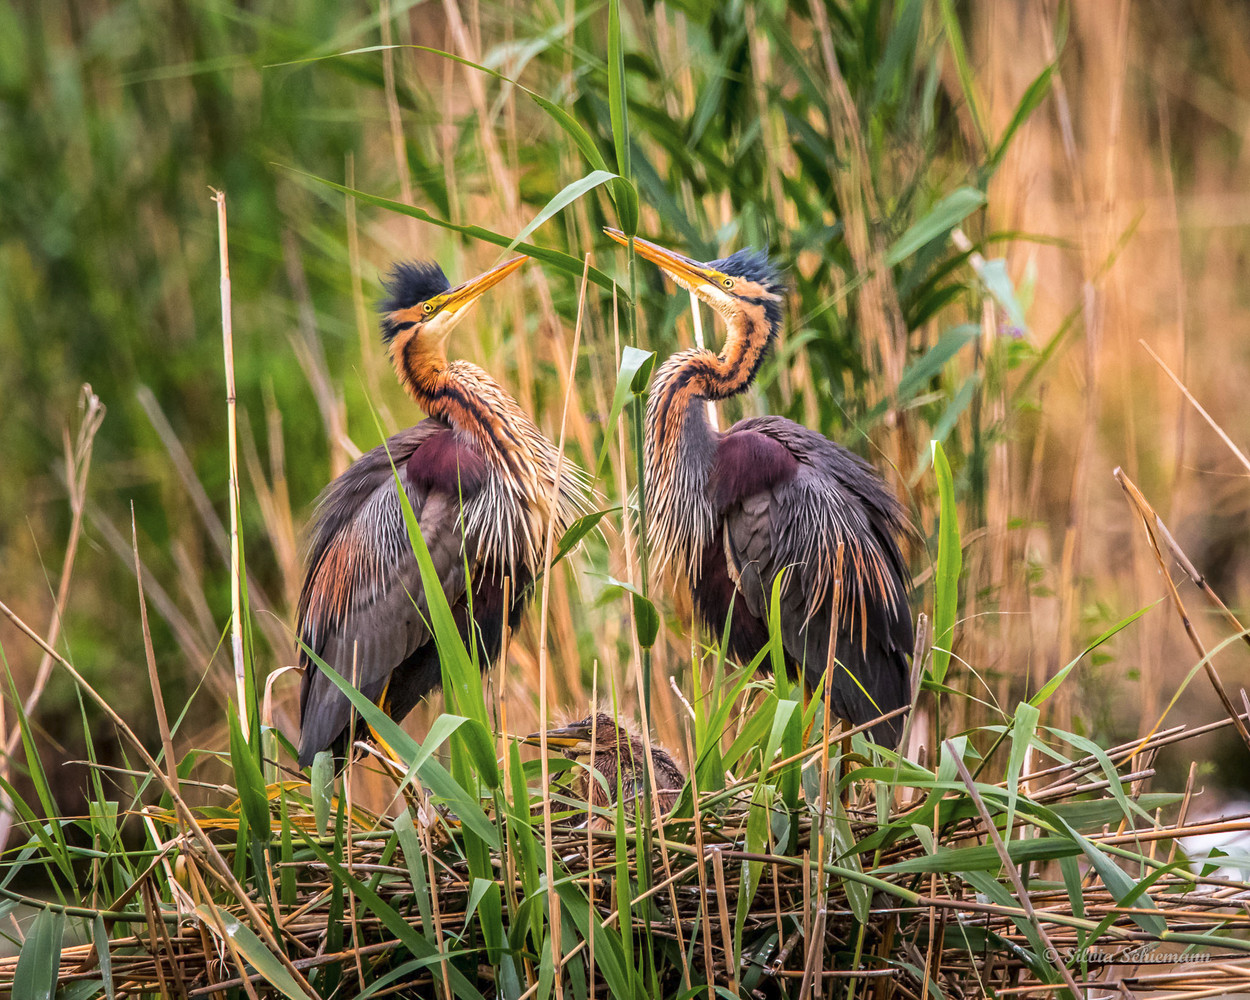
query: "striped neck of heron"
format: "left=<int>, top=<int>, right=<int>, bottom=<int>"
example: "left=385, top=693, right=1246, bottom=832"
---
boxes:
left=386, top=326, right=588, bottom=571
left=387, top=333, right=513, bottom=456
left=644, top=303, right=777, bottom=578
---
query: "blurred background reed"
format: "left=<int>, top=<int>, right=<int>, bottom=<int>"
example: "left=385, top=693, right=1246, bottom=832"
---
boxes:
left=2, top=0, right=1249, bottom=816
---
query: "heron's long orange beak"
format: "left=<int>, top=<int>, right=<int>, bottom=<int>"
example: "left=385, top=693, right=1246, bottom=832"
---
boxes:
left=603, top=228, right=714, bottom=290
left=434, top=255, right=528, bottom=317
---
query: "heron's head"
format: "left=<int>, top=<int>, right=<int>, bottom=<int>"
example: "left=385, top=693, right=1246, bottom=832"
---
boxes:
left=525, top=712, right=630, bottom=758
left=604, top=229, right=784, bottom=333
left=379, top=256, right=527, bottom=351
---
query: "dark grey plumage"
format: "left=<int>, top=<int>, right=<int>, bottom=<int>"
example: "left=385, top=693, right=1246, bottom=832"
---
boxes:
left=296, top=255, right=587, bottom=767
left=605, top=229, right=914, bottom=746
left=716, top=417, right=912, bottom=735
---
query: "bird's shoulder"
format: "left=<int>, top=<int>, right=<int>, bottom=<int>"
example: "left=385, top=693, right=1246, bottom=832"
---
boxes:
left=404, top=423, right=490, bottom=499
left=708, top=420, right=801, bottom=512
left=729, top=416, right=873, bottom=472
left=305, top=421, right=445, bottom=554
left=727, top=415, right=906, bottom=525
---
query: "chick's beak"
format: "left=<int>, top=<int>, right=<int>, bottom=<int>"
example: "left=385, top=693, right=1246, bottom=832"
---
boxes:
left=603, top=228, right=714, bottom=291
left=522, top=723, right=592, bottom=750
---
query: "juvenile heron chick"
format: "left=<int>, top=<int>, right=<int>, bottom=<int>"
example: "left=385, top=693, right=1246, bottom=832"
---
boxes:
left=530, top=713, right=685, bottom=817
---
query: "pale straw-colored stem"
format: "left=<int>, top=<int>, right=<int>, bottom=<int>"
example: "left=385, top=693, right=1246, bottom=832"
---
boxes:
left=213, top=189, right=249, bottom=742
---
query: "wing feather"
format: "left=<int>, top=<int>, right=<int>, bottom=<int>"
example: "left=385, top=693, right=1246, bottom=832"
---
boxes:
left=717, top=417, right=913, bottom=743
left=296, top=421, right=472, bottom=765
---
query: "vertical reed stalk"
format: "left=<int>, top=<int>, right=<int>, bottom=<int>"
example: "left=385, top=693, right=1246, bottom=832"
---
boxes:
left=213, top=188, right=249, bottom=743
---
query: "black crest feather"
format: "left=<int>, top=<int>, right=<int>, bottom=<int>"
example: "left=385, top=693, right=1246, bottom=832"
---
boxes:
left=708, top=248, right=786, bottom=336
left=379, top=260, right=451, bottom=343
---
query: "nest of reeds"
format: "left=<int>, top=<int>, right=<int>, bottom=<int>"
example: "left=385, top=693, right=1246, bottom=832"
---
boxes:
left=4, top=706, right=1250, bottom=1000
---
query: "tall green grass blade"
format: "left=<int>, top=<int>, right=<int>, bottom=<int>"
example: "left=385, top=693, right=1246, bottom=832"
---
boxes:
left=1, top=648, right=73, bottom=883
left=92, top=914, right=114, bottom=1000
left=280, top=42, right=618, bottom=184
left=1029, top=603, right=1157, bottom=708
left=555, top=879, right=643, bottom=1000
left=930, top=441, right=961, bottom=683
left=284, top=168, right=621, bottom=297
left=1005, top=702, right=1040, bottom=837
left=393, top=809, right=435, bottom=944
left=985, top=63, right=1055, bottom=179
left=606, top=0, right=637, bottom=234
left=228, top=706, right=270, bottom=845
left=767, top=570, right=790, bottom=696
left=306, top=654, right=499, bottom=846
left=936, top=0, right=989, bottom=149
left=505, top=169, right=619, bottom=254
left=298, top=834, right=490, bottom=1000
left=1059, top=824, right=1165, bottom=936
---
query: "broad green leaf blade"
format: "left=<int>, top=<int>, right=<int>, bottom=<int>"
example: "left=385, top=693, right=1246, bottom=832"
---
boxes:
left=196, top=905, right=305, bottom=1000
left=297, top=835, right=490, bottom=1000
left=896, top=324, right=978, bottom=403
left=310, top=751, right=332, bottom=835
left=1061, top=824, right=1167, bottom=937
left=306, top=654, right=500, bottom=847
left=228, top=706, right=270, bottom=844
left=505, top=169, right=619, bottom=254
left=596, top=346, right=655, bottom=474
left=551, top=506, right=618, bottom=569
left=283, top=167, right=620, bottom=297
left=929, top=441, right=961, bottom=683
left=602, top=577, right=659, bottom=649
left=886, top=187, right=986, bottom=266
left=373, top=427, right=498, bottom=778
left=1005, top=702, right=1040, bottom=835
left=13, top=906, right=64, bottom=1000
left=986, top=62, right=1055, bottom=178
left=393, top=809, right=435, bottom=943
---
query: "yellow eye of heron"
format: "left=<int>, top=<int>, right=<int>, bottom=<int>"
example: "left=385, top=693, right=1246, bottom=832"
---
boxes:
left=422, top=302, right=434, bottom=314
left=722, top=277, right=735, bottom=289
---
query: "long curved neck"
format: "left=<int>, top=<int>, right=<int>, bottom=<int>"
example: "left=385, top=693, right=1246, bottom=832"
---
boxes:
left=645, top=303, right=776, bottom=576
left=389, top=334, right=516, bottom=464
left=387, top=330, right=588, bottom=569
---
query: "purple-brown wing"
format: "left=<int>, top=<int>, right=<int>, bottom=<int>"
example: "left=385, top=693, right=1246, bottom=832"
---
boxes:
left=296, top=420, right=488, bottom=765
left=707, top=416, right=913, bottom=744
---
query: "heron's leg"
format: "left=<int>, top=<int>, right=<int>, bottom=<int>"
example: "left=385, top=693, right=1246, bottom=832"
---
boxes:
left=801, top=681, right=816, bottom=747
left=365, top=676, right=403, bottom=765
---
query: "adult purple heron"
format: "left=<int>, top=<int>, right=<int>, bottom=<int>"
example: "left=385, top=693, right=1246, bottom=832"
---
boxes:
left=296, top=255, right=587, bottom=766
left=606, top=230, right=913, bottom=745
